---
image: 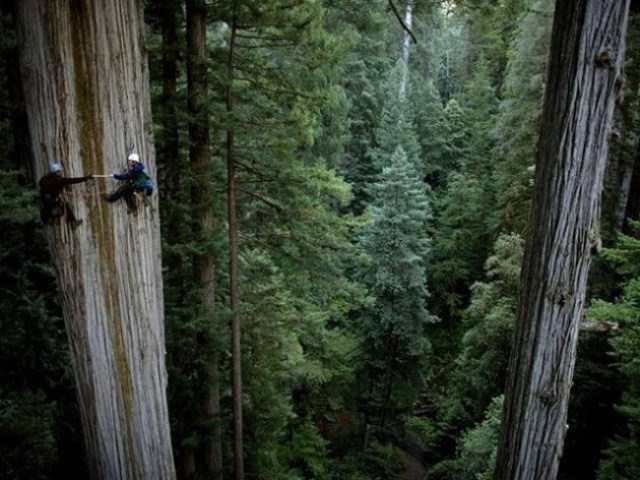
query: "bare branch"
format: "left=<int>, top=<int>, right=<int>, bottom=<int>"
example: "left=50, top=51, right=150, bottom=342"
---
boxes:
left=239, top=189, right=284, bottom=212
left=580, top=320, right=619, bottom=333
left=387, top=0, right=417, bottom=44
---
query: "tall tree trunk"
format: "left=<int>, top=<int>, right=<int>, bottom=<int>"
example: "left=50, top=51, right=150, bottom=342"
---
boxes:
left=493, top=2, right=629, bottom=480
left=186, top=1, right=224, bottom=478
left=13, top=0, right=176, bottom=478
left=398, top=0, right=413, bottom=98
left=226, top=5, right=244, bottom=479
left=159, top=0, right=181, bottom=201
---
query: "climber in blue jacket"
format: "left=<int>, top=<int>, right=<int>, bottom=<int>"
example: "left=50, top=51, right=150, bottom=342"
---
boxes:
left=103, top=153, right=154, bottom=213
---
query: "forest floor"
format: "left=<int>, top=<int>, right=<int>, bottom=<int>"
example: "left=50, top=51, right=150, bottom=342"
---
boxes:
left=400, top=455, right=427, bottom=479
left=397, top=445, right=427, bottom=480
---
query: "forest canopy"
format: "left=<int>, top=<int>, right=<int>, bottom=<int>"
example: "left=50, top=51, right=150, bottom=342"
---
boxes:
left=0, top=0, right=639, bottom=479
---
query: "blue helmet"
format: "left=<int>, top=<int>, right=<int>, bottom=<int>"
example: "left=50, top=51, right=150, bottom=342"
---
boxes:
left=49, top=163, right=62, bottom=174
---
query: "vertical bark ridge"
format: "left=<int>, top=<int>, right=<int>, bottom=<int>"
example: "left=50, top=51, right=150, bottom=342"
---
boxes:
left=494, top=1, right=629, bottom=479
left=14, top=0, right=175, bottom=478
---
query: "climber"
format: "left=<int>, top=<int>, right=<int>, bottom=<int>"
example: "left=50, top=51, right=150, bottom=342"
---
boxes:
left=39, top=163, right=93, bottom=228
left=103, top=152, right=154, bottom=213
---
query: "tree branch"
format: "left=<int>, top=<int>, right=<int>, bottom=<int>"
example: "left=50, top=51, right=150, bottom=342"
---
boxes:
left=387, top=0, right=417, bottom=44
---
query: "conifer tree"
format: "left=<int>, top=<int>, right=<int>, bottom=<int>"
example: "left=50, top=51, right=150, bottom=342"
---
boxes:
left=491, top=0, right=554, bottom=234
left=447, top=234, right=523, bottom=425
left=494, top=1, right=629, bottom=477
left=338, top=0, right=392, bottom=213
left=12, top=1, right=176, bottom=477
left=410, top=75, right=446, bottom=187
left=374, top=61, right=423, bottom=169
left=429, top=56, right=499, bottom=317
left=588, top=225, right=640, bottom=480
left=429, top=173, right=495, bottom=317
left=436, top=98, right=472, bottom=175
left=358, top=145, right=434, bottom=430
left=208, top=1, right=363, bottom=476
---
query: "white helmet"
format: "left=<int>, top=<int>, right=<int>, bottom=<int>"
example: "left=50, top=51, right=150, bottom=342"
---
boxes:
left=128, top=153, right=140, bottom=162
left=49, top=163, right=62, bottom=173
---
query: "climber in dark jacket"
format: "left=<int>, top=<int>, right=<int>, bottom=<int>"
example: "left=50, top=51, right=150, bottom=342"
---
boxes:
left=38, top=163, right=93, bottom=228
left=103, top=152, right=154, bottom=213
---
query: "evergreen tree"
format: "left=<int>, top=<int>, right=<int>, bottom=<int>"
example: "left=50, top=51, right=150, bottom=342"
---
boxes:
left=338, top=0, right=392, bottom=213
left=434, top=98, right=472, bottom=176
left=456, top=0, right=527, bottom=94
left=457, top=54, right=499, bottom=179
left=589, top=225, right=640, bottom=480
left=429, top=173, right=492, bottom=317
left=491, top=0, right=554, bottom=234
left=358, top=145, right=434, bottom=430
left=427, top=55, right=499, bottom=317
left=208, top=1, right=365, bottom=476
left=423, top=233, right=522, bottom=473
left=429, top=395, right=504, bottom=480
left=410, top=73, right=446, bottom=188
left=448, top=234, right=523, bottom=425
left=0, top=7, right=86, bottom=478
left=437, top=7, right=471, bottom=103
left=374, top=60, right=423, bottom=169
left=494, top=1, right=629, bottom=476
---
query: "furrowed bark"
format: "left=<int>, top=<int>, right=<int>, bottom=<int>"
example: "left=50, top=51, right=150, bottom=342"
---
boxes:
left=494, top=1, right=629, bottom=479
left=14, top=1, right=176, bottom=478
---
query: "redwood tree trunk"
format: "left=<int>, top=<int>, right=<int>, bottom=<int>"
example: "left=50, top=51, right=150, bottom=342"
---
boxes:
left=158, top=0, right=181, bottom=201
left=186, top=0, right=223, bottom=478
left=226, top=5, right=245, bottom=479
left=14, top=1, right=176, bottom=478
left=494, top=1, right=629, bottom=480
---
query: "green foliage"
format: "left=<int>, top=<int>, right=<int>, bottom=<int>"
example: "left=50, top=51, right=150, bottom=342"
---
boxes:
left=206, top=2, right=369, bottom=475
left=0, top=170, right=85, bottom=478
left=456, top=55, right=499, bottom=178
left=560, top=333, right=621, bottom=480
left=436, top=99, right=472, bottom=174
left=428, top=459, right=470, bottom=480
left=428, top=54, right=499, bottom=319
left=432, top=233, right=522, bottom=444
left=428, top=395, right=503, bottom=480
left=410, top=75, right=446, bottom=187
left=491, top=0, right=554, bottom=234
left=361, top=440, right=405, bottom=480
left=437, top=11, right=472, bottom=102
left=334, top=0, right=429, bottom=215
left=373, top=60, right=422, bottom=169
left=585, top=225, right=640, bottom=479
left=357, top=146, right=434, bottom=428
left=457, top=395, right=503, bottom=480
left=285, top=419, right=332, bottom=480
left=429, top=173, right=493, bottom=317
left=0, top=391, right=58, bottom=480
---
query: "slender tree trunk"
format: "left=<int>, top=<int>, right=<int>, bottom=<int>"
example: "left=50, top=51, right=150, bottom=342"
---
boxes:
left=13, top=1, right=176, bottom=478
left=226, top=5, right=245, bottom=479
left=159, top=0, right=181, bottom=201
left=493, top=2, right=629, bottom=480
left=186, top=1, right=224, bottom=478
left=151, top=3, right=197, bottom=476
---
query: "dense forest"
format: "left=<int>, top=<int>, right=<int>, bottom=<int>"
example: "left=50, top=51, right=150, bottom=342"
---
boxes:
left=1, top=0, right=639, bottom=479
